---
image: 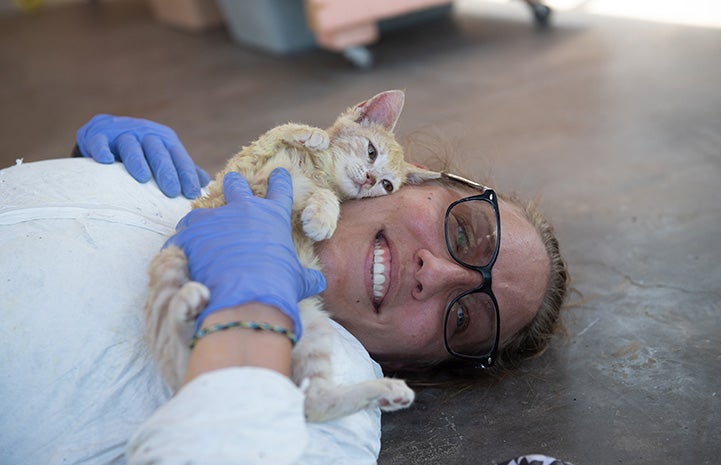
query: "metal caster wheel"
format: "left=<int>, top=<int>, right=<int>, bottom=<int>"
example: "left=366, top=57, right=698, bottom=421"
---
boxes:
left=342, top=46, right=373, bottom=69
left=529, top=2, right=552, bottom=28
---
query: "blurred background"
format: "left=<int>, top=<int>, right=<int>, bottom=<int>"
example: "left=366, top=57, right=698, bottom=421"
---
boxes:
left=2, top=1, right=720, bottom=464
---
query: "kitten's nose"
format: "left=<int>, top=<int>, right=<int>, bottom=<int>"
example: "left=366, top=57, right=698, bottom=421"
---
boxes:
left=365, top=173, right=377, bottom=187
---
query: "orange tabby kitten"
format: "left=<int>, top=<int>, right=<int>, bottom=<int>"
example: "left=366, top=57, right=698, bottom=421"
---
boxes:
left=144, top=90, right=439, bottom=422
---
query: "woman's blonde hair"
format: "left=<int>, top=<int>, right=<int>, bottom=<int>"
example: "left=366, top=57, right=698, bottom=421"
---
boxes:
left=492, top=191, right=569, bottom=371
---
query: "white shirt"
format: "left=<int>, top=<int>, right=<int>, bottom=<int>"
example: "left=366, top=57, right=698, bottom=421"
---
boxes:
left=0, top=158, right=382, bottom=465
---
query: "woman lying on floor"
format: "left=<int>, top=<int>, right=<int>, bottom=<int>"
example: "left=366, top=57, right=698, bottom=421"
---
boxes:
left=1, top=114, right=571, bottom=465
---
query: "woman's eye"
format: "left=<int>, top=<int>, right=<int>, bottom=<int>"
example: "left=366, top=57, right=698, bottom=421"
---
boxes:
left=453, top=217, right=470, bottom=253
left=381, top=179, right=393, bottom=192
left=455, top=303, right=470, bottom=333
left=368, top=141, right=377, bottom=161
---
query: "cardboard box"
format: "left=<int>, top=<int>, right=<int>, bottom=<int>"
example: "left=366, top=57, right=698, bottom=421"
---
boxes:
left=149, top=0, right=223, bottom=32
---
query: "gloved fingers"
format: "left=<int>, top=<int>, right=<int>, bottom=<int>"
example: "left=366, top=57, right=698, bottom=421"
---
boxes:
left=116, top=133, right=152, bottom=183
left=196, top=166, right=211, bottom=187
left=172, top=206, right=210, bottom=234
left=299, top=268, right=327, bottom=299
left=85, top=133, right=115, bottom=164
left=222, top=172, right=254, bottom=202
left=265, top=168, right=294, bottom=215
left=168, top=143, right=202, bottom=199
left=142, top=134, right=181, bottom=198
left=76, top=114, right=113, bottom=157
left=162, top=222, right=191, bottom=250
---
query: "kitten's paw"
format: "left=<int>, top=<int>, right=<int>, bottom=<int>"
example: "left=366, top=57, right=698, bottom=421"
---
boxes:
left=303, top=377, right=415, bottom=422
left=301, top=190, right=340, bottom=241
left=290, top=127, right=329, bottom=151
left=172, top=281, right=210, bottom=322
left=301, top=207, right=337, bottom=241
left=375, top=379, right=415, bottom=412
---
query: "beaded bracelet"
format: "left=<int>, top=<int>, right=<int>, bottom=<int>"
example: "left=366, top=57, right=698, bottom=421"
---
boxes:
left=189, top=321, right=298, bottom=349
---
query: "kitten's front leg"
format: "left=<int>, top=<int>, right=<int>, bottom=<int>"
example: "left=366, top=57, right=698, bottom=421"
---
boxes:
left=301, top=188, right=340, bottom=241
left=275, top=123, right=329, bottom=151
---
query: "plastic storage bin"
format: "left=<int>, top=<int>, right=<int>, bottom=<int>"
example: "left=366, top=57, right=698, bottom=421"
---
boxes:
left=215, top=0, right=317, bottom=54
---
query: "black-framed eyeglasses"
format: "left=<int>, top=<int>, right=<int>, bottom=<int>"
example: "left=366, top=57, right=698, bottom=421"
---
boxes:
left=441, top=173, right=501, bottom=368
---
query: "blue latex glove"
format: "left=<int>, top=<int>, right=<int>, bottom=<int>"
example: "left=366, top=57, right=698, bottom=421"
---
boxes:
left=166, top=168, right=326, bottom=339
left=76, top=114, right=211, bottom=199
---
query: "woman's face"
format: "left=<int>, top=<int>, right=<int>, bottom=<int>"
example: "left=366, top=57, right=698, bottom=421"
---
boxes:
left=315, top=182, right=550, bottom=365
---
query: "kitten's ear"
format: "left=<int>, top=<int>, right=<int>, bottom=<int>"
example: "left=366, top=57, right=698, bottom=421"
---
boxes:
left=353, top=90, right=405, bottom=132
left=404, top=162, right=441, bottom=184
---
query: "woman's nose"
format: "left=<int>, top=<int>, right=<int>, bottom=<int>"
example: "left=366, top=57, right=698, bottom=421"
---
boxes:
left=412, top=249, right=482, bottom=300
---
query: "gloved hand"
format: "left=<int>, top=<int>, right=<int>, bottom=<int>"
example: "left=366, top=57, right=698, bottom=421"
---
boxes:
left=166, top=168, right=326, bottom=339
left=76, top=114, right=211, bottom=199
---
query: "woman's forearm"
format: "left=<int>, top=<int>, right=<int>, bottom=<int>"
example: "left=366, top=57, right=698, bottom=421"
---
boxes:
left=184, top=303, right=294, bottom=384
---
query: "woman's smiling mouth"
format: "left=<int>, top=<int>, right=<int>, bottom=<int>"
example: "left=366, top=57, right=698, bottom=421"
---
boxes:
left=372, top=232, right=391, bottom=312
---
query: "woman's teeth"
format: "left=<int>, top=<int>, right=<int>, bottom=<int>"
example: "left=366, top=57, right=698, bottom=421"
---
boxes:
left=373, top=239, right=388, bottom=300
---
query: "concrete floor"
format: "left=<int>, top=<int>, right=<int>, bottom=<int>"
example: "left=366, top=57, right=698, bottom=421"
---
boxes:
left=2, top=1, right=720, bottom=464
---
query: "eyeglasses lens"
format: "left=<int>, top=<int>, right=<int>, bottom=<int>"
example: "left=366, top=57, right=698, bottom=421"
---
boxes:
left=446, top=198, right=498, bottom=267
left=445, top=292, right=498, bottom=357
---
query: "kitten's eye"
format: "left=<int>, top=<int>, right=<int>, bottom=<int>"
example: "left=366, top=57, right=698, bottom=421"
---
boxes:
left=381, top=179, right=394, bottom=193
left=368, top=141, right=377, bottom=162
